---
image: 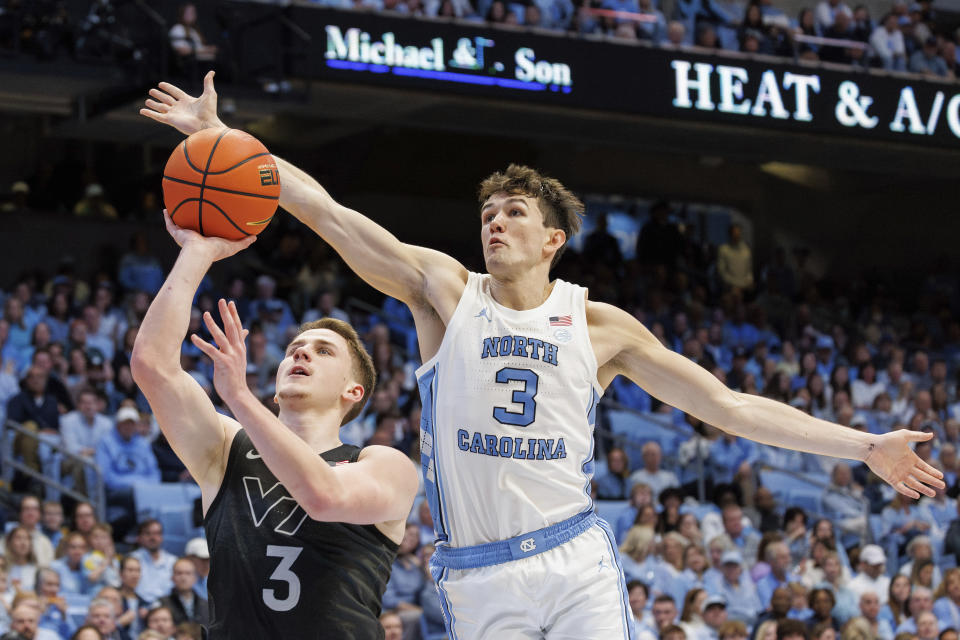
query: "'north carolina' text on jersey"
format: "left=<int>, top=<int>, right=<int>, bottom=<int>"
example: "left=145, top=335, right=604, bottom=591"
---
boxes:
left=415, top=273, right=603, bottom=547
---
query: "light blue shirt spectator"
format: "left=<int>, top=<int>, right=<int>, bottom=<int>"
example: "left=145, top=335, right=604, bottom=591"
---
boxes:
left=934, top=596, right=960, bottom=631
left=131, top=546, right=178, bottom=604
left=710, top=436, right=757, bottom=484
left=95, top=425, right=161, bottom=490
left=60, top=407, right=113, bottom=457
left=50, top=557, right=90, bottom=596
left=383, top=558, right=425, bottom=609
left=710, top=552, right=763, bottom=624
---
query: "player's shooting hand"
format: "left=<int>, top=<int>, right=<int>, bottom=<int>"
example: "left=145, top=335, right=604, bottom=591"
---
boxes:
left=191, top=299, right=251, bottom=405
left=140, top=70, right=225, bottom=136
left=164, top=210, right=255, bottom=262
left=865, top=429, right=944, bottom=499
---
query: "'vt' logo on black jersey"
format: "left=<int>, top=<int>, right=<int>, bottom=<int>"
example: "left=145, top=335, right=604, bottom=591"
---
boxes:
left=243, top=476, right=309, bottom=536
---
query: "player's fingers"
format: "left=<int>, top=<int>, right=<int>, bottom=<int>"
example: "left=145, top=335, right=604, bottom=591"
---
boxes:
left=904, top=474, right=935, bottom=498
left=203, top=310, right=229, bottom=349
left=190, top=334, right=220, bottom=361
left=893, top=479, right=921, bottom=500
left=144, top=99, right=170, bottom=114
left=149, top=88, right=176, bottom=105
left=218, top=299, right=241, bottom=345
left=158, top=81, right=188, bottom=100
left=228, top=301, right=244, bottom=346
left=139, top=108, right=164, bottom=122
left=911, top=465, right=944, bottom=487
left=905, top=430, right=934, bottom=442
left=203, top=70, right=216, bottom=95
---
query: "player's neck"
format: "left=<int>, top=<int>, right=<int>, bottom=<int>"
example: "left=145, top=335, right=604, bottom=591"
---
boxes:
left=277, top=407, right=343, bottom=454
left=488, top=270, right=554, bottom=311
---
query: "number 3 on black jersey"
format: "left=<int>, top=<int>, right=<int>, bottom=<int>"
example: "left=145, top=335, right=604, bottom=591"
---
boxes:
left=263, top=545, right=303, bottom=612
left=492, top=367, right=539, bottom=427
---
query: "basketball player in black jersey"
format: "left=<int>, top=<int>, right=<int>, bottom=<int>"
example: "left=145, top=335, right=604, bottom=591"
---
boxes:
left=130, top=214, right=420, bottom=639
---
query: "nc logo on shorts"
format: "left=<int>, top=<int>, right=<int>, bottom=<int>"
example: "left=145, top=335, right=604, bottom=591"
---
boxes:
left=519, top=538, right=537, bottom=553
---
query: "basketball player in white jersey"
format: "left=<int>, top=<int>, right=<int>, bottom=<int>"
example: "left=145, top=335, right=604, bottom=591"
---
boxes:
left=142, top=72, right=944, bottom=640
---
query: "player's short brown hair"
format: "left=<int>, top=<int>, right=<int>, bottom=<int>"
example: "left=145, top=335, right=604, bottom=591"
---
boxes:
left=295, top=318, right=376, bottom=425
left=478, top=164, right=584, bottom=268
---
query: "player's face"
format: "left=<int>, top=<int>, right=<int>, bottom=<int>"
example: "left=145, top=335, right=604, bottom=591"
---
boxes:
left=276, top=329, right=356, bottom=411
left=480, top=193, right=562, bottom=276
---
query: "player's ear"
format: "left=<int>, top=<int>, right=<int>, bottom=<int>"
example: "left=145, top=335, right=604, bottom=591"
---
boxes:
left=343, top=383, right=364, bottom=405
left=544, top=228, right=565, bottom=256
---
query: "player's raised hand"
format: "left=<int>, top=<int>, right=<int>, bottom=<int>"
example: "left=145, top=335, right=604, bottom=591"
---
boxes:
left=140, top=70, right=225, bottom=136
left=163, top=210, right=255, bottom=262
left=865, top=429, right=945, bottom=499
left=191, top=298, right=250, bottom=405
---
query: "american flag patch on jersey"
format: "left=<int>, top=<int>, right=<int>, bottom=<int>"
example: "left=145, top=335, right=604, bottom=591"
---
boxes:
left=549, top=315, right=572, bottom=326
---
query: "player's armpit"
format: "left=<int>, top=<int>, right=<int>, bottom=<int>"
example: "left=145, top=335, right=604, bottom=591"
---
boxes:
left=304, top=445, right=419, bottom=526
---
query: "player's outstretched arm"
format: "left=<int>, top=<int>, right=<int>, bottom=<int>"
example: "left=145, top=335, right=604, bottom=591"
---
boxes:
left=191, top=300, right=419, bottom=525
left=130, top=213, right=254, bottom=494
left=139, top=71, right=467, bottom=311
left=588, top=301, right=945, bottom=500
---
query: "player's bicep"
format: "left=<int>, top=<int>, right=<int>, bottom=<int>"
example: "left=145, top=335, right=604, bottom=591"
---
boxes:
left=318, top=446, right=419, bottom=525
left=137, top=369, right=236, bottom=486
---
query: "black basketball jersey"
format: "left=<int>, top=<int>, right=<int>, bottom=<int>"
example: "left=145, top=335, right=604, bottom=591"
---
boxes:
left=204, top=430, right=399, bottom=640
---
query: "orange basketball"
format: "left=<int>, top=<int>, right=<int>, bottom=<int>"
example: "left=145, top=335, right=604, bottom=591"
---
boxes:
left=162, top=128, right=280, bottom=240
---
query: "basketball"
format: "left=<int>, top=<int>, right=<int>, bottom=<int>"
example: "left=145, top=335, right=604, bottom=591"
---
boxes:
left=162, top=128, right=280, bottom=240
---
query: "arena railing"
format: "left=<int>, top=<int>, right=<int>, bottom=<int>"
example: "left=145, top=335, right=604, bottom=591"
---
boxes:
left=1, top=419, right=107, bottom=522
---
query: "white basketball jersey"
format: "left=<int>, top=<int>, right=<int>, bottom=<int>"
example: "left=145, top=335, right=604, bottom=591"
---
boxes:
left=416, top=272, right=603, bottom=548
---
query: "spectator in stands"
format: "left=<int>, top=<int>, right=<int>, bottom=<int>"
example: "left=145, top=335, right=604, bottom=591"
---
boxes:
left=720, top=620, right=750, bottom=640
left=717, top=225, right=754, bottom=294
left=848, top=545, right=891, bottom=606
left=702, top=595, right=730, bottom=639
left=95, top=407, right=160, bottom=537
left=85, top=598, right=123, bottom=640
left=51, top=531, right=90, bottom=595
left=158, top=558, right=208, bottom=627
left=61, top=387, right=113, bottom=487
left=169, top=3, right=218, bottom=66
left=852, top=363, right=885, bottom=410
left=145, top=606, right=176, bottom=638
left=596, top=447, right=631, bottom=499
left=820, top=11, right=855, bottom=63
left=635, top=0, right=667, bottom=42
left=815, top=0, right=852, bottom=32
left=654, top=595, right=680, bottom=633
left=301, top=290, right=350, bottom=325
left=73, top=185, right=117, bottom=220
left=870, top=14, right=907, bottom=70
left=71, top=626, right=104, bottom=640
left=882, top=574, right=913, bottom=630
left=710, top=434, right=756, bottom=484
left=620, top=525, right=658, bottom=585
left=5, top=602, right=44, bottom=640
left=8, top=366, right=61, bottom=478
left=72, top=503, right=97, bottom=541
left=822, top=462, right=867, bottom=539
left=83, top=524, right=119, bottom=592
left=721, top=503, right=761, bottom=564
left=182, top=539, right=208, bottom=600
left=118, top=234, right=163, bottom=296
left=117, top=556, right=148, bottom=639
left=882, top=492, right=932, bottom=556
left=900, top=537, right=941, bottom=590
left=934, top=569, right=960, bottom=631
left=808, top=588, right=841, bottom=632
left=382, top=523, right=423, bottom=638
left=714, top=550, right=763, bottom=624
left=637, top=201, right=683, bottom=270
left=910, top=37, right=949, bottom=76
left=4, top=527, right=39, bottom=593
left=630, top=580, right=656, bottom=634
left=129, top=520, right=176, bottom=604
left=917, top=611, right=940, bottom=640
left=3, top=497, right=55, bottom=568
left=35, top=568, right=70, bottom=639
left=583, top=214, right=623, bottom=267
left=820, top=551, right=857, bottom=622
left=756, top=541, right=795, bottom=608
left=695, top=24, right=721, bottom=48
left=861, top=591, right=895, bottom=640
left=39, top=502, right=65, bottom=551
left=897, top=586, right=936, bottom=634
left=628, top=442, right=680, bottom=499
left=679, top=588, right=707, bottom=639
